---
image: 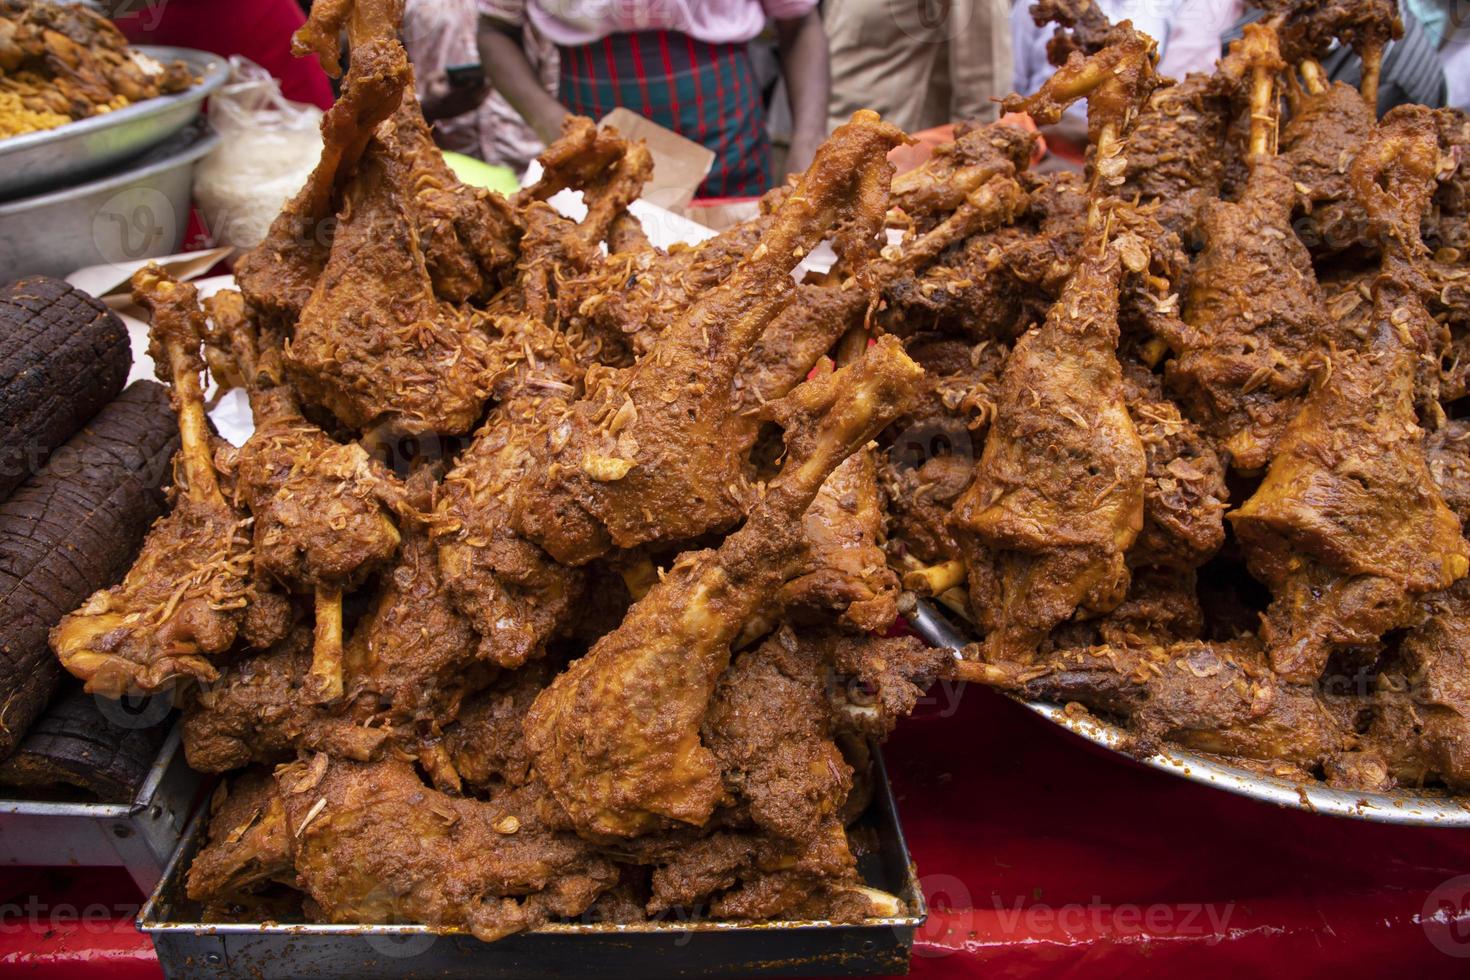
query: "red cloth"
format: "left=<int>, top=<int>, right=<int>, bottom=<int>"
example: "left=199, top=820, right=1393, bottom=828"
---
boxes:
left=5, top=691, right=1470, bottom=977
left=114, top=0, right=334, bottom=111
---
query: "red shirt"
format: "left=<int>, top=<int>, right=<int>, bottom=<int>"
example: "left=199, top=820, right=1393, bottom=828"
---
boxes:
left=114, top=0, right=334, bottom=111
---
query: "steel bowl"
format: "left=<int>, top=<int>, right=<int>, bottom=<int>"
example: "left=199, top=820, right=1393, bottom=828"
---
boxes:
left=0, top=46, right=229, bottom=202
left=0, top=120, right=220, bottom=282
left=908, top=598, right=1470, bottom=827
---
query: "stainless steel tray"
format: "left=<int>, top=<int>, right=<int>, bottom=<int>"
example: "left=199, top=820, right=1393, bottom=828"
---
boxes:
left=909, top=598, right=1470, bottom=827
left=0, top=118, right=221, bottom=281
left=139, top=750, right=926, bottom=979
left=0, top=46, right=229, bottom=202
left=0, top=723, right=203, bottom=892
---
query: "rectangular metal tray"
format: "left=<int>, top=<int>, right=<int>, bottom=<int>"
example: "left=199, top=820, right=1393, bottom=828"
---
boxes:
left=0, top=723, right=203, bottom=893
left=139, top=750, right=926, bottom=979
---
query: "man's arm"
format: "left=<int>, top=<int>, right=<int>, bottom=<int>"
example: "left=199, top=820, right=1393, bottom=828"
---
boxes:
left=477, top=17, right=568, bottom=145
left=775, top=10, right=831, bottom=176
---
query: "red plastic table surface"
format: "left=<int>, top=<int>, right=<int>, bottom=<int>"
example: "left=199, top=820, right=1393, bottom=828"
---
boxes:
left=5, top=686, right=1470, bottom=978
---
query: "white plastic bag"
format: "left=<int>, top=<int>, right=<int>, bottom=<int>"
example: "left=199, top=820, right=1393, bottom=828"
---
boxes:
left=194, top=57, right=324, bottom=252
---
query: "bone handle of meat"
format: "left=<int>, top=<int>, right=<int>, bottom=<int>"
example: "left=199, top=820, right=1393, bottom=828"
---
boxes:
left=1299, top=59, right=1328, bottom=96
left=307, top=588, right=345, bottom=703
left=953, top=658, right=1014, bottom=685
left=627, top=111, right=904, bottom=407
left=132, top=265, right=224, bottom=508
left=1000, top=27, right=1157, bottom=146
left=577, top=141, right=654, bottom=250
left=1360, top=42, right=1383, bottom=109
left=902, top=559, right=967, bottom=596
left=290, top=39, right=410, bottom=226
left=1248, top=55, right=1277, bottom=162
left=764, top=337, right=924, bottom=516
left=618, top=558, right=658, bottom=601
left=292, top=0, right=405, bottom=77
left=883, top=176, right=1030, bottom=273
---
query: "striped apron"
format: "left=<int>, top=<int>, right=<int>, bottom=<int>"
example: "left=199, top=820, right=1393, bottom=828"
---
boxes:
left=558, top=30, right=774, bottom=198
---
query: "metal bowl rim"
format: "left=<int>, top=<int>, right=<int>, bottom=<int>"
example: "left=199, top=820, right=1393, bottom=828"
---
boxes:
left=0, top=46, right=228, bottom=158
left=907, top=598, right=1470, bottom=827
left=1021, top=697, right=1470, bottom=826
left=0, top=122, right=221, bottom=215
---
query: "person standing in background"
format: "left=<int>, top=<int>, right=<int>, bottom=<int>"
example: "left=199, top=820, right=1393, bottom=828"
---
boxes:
left=402, top=0, right=554, bottom=173
left=826, top=0, right=1013, bottom=133
left=480, top=0, right=831, bottom=197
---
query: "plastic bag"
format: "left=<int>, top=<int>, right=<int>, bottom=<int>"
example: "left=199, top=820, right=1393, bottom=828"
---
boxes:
left=193, top=57, right=323, bottom=252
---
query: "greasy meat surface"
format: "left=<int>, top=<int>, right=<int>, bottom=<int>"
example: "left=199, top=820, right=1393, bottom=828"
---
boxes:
left=951, top=235, right=1147, bottom=662
left=50, top=268, right=258, bottom=696
left=442, top=660, right=556, bottom=793
left=235, top=39, right=411, bottom=332
left=1162, top=154, right=1330, bottom=471
left=181, top=628, right=389, bottom=773
left=513, top=113, right=905, bottom=565
left=1428, top=420, right=1470, bottom=528
left=560, top=207, right=776, bottom=365
left=1231, top=107, right=1470, bottom=682
left=232, top=388, right=404, bottom=593
left=185, top=770, right=294, bottom=907
left=1281, top=81, right=1374, bottom=252
left=1365, top=582, right=1470, bottom=790
left=781, top=448, right=901, bottom=632
left=1123, top=363, right=1227, bottom=570
left=963, top=637, right=1360, bottom=772
left=525, top=340, right=921, bottom=838
left=1048, top=566, right=1204, bottom=651
left=433, top=135, right=651, bottom=668
left=954, top=27, right=1160, bottom=665
left=275, top=755, right=618, bottom=941
left=343, top=490, right=491, bottom=729
left=284, top=97, right=506, bottom=435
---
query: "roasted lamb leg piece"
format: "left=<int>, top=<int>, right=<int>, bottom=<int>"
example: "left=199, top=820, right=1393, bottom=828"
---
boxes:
left=51, top=267, right=260, bottom=697
left=284, top=91, right=507, bottom=436
left=184, top=769, right=295, bottom=909
left=433, top=136, right=651, bottom=670
left=1154, top=26, right=1336, bottom=473
left=949, top=28, right=1158, bottom=664
left=1230, top=106, right=1470, bottom=683
left=512, top=111, right=906, bottom=566
left=181, top=625, right=391, bottom=772
left=232, top=753, right=620, bottom=941
left=957, top=637, right=1361, bottom=774
left=343, top=477, right=490, bottom=734
left=525, top=337, right=922, bottom=839
left=203, top=297, right=408, bottom=703
left=645, top=627, right=942, bottom=924
left=234, top=36, right=410, bottom=332
left=1362, top=582, right=1470, bottom=791
left=231, top=385, right=407, bottom=702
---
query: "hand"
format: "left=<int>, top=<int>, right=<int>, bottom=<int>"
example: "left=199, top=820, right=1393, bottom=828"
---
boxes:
left=531, top=104, right=571, bottom=146
left=784, top=128, right=823, bottom=178
left=421, top=79, right=491, bottom=123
